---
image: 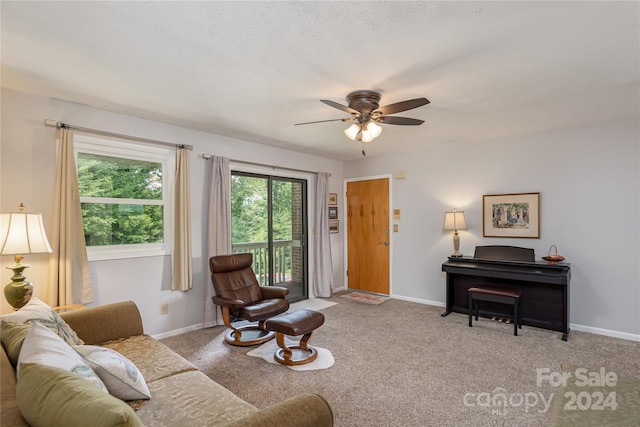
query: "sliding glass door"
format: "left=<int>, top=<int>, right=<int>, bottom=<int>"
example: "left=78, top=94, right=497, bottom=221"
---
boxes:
left=231, top=172, right=307, bottom=302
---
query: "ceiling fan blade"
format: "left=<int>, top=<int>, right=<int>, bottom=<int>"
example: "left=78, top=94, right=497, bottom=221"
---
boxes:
left=376, top=116, right=425, bottom=126
left=294, top=118, right=352, bottom=126
left=320, top=100, right=360, bottom=115
left=374, top=98, right=430, bottom=115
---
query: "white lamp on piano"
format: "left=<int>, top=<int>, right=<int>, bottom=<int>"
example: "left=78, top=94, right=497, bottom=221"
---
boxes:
left=443, top=209, right=467, bottom=257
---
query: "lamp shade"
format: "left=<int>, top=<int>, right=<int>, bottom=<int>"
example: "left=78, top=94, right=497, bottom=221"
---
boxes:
left=361, top=122, right=383, bottom=143
left=344, top=124, right=360, bottom=140
left=361, top=129, right=374, bottom=143
left=443, top=209, right=467, bottom=231
left=367, top=122, right=382, bottom=138
left=0, top=212, right=53, bottom=255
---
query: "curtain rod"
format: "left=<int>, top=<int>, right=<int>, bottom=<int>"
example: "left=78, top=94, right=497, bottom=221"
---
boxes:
left=201, top=154, right=328, bottom=176
left=44, top=119, right=193, bottom=150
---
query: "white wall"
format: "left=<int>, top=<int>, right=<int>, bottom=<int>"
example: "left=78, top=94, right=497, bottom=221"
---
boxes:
left=344, top=116, right=640, bottom=339
left=3, top=87, right=637, bottom=340
left=0, top=88, right=344, bottom=335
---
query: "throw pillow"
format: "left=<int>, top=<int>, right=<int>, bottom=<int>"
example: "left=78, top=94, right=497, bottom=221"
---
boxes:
left=17, top=363, right=145, bottom=427
left=0, top=296, right=83, bottom=345
left=0, top=320, right=32, bottom=368
left=74, top=345, right=151, bottom=400
left=17, top=322, right=107, bottom=392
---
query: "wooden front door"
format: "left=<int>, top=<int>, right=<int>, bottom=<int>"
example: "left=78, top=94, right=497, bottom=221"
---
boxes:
left=346, top=178, right=390, bottom=294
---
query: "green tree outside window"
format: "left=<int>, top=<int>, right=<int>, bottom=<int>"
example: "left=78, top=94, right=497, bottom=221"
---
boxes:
left=77, top=153, right=164, bottom=246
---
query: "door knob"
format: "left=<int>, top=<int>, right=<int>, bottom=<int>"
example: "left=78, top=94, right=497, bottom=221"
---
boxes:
left=378, top=241, right=389, bottom=246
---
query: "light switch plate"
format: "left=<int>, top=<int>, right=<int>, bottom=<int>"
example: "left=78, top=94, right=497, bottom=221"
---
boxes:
left=394, top=171, right=407, bottom=179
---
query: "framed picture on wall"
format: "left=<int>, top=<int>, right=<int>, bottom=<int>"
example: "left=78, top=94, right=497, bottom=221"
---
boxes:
left=329, top=220, right=339, bottom=234
left=483, top=192, right=540, bottom=238
left=329, top=206, right=338, bottom=219
left=328, top=193, right=338, bottom=206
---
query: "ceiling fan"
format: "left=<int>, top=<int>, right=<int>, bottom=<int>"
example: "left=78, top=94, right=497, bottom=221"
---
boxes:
left=295, top=90, right=430, bottom=147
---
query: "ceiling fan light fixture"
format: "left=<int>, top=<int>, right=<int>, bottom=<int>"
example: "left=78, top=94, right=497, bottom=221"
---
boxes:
left=301, top=90, right=429, bottom=149
left=360, top=121, right=382, bottom=143
left=367, top=122, right=382, bottom=138
left=344, top=123, right=360, bottom=140
left=361, top=128, right=374, bottom=143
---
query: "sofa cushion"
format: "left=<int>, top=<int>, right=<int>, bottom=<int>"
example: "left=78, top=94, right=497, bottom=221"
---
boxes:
left=0, top=320, right=31, bottom=368
left=1, top=297, right=83, bottom=346
left=60, top=301, right=143, bottom=345
left=1, top=346, right=27, bottom=427
left=17, top=363, right=144, bottom=427
left=18, top=322, right=107, bottom=392
left=102, top=334, right=198, bottom=383
left=74, top=345, right=151, bottom=400
left=129, top=370, right=257, bottom=426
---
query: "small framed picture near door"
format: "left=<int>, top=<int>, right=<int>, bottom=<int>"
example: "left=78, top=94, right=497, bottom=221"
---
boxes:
left=328, top=193, right=338, bottom=206
left=329, top=220, right=339, bottom=234
left=328, top=206, right=338, bottom=219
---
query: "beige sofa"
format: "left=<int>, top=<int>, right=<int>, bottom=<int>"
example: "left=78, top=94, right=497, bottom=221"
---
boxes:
left=1, top=300, right=333, bottom=426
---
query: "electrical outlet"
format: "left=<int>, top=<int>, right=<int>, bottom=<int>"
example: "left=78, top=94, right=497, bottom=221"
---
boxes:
left=160, top=303, right=169, bottom=315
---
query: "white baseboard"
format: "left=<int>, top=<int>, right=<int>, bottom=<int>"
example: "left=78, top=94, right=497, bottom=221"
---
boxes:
left=570, top=323, right=640, bottom=342
left=391, top=294, right=446, bottom=308
left=152, top=323, right=203, bottom=340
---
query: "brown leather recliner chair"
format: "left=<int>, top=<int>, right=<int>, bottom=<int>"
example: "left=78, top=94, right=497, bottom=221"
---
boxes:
left=210, top=253, right=290, bottom=346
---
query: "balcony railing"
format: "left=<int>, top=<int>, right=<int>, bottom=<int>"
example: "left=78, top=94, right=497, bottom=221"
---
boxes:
left=232, top=240, right=299, bottom=286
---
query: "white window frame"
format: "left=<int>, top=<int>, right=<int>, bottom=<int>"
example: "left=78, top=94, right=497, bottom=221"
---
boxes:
left=74, top=134, right=174, bottom=261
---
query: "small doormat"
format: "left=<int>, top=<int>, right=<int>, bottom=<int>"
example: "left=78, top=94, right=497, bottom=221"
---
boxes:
left=341, top=292, right=390, bottom=305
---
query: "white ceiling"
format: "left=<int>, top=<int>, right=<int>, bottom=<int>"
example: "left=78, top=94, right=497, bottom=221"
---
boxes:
left=2, top=1, right=638, bottom=160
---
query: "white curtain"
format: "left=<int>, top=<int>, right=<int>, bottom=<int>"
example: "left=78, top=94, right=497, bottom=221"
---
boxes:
left=47, top=128, right=94, bottom=306
left=171, top=146, right=192, bottom=291
left=313, top=172, right=333, bottom=297
left=203, top=156, right=231, bottom=327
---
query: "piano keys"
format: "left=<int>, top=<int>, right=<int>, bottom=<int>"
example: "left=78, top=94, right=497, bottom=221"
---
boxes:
left=441, top=245, right=571, bottom=340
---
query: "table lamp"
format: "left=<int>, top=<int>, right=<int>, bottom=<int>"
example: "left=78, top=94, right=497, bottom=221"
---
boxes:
left=443, top=208, right=467, bottom=257
left=0, top=204, right=53, bottom=309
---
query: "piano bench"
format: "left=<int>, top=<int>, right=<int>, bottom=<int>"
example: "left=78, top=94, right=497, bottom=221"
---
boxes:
left=468, top=286, right=523, bottom=336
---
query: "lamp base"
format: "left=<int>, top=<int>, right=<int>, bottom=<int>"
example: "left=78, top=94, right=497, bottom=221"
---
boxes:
left=4, top=260, right=33, bottom=309
left=451, top=231, right=463, bottom=258
left=4, top=281, right=33, bottom=309
left=450, top=253, right=464, bottom=258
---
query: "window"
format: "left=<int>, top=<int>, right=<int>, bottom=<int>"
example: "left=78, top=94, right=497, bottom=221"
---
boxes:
left=231, top=171, right=308, bottom=302
left=74, top=134, right=174, bottom=260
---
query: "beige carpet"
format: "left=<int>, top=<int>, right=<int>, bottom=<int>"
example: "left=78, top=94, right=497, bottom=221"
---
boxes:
left=161, top=295, right=640, bottom=426
left=548, top=364, right=640, bottom=426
